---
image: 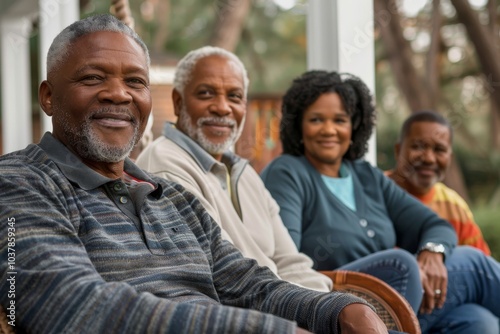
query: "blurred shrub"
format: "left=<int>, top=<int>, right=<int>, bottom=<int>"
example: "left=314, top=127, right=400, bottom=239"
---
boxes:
left=473, top=206, right=500, bottom=260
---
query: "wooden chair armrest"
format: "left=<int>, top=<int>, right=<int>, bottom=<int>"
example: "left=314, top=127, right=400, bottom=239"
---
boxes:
left=320, top=270, right=421, bottom=334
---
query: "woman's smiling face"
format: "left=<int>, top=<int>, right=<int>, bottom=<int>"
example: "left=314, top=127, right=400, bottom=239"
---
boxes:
left=301, top=92, right=352, bottom=177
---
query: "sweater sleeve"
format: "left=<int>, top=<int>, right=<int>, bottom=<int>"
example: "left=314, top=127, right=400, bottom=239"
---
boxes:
left=371, top=164, right=457, bottom=258
left=0, top=160, right=298, bottom=334
left=264, top=185, right=333, bottom=292
left=260, top=156, right=306, bottom=249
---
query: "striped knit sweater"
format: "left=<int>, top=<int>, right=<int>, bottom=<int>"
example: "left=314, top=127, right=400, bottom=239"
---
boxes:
left=0, top=133, right=367, bottom=334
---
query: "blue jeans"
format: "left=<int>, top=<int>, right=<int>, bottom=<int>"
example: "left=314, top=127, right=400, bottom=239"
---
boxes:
left=339, top=247, right=500, bottom=334
left=339, top=248, right=423, bottom=311
left=423, top=304, right=498, bottom=334
left=418, top=246, right=500, bottom=334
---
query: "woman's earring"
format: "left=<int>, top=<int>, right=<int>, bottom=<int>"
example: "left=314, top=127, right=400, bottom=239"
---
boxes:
left=350, top=140, right=353, bottom=146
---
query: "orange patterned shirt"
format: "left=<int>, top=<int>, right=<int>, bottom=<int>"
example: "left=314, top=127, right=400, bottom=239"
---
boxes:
left=414, top=182, right=490, bottom=255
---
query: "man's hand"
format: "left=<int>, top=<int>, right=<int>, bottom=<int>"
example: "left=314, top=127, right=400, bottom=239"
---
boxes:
left=338, top=303, right=388, bottom=333
left=417, top=251, right=447, bottom=314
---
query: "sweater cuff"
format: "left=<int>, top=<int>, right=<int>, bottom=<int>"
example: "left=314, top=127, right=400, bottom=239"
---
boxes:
left=334, top=296, right=376, bottom=333
left=314, top=292, right=375, bottom=334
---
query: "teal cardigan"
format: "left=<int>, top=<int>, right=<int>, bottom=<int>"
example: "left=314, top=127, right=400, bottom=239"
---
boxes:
left=261, top=155, right=457, bottom=270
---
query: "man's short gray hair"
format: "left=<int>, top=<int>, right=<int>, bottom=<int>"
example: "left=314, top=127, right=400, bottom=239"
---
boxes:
left=47, top=14, right=150, bottom=77
left=173, top=46, right=249, bottom=98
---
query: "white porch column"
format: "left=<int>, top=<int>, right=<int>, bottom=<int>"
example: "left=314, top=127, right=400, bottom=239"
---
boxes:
left=39, top=0, right=79, bottom=135
left=0, top=18, right=32, bottom=154
left=307, top=0, right=377, bottom=165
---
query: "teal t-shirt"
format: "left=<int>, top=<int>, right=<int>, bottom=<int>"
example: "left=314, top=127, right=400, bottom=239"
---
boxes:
left=321, top=163, right=356, bottom=211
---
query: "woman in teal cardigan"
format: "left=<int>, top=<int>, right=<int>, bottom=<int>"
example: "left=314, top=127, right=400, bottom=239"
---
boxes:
left=261, top=70, right=500, bottom=334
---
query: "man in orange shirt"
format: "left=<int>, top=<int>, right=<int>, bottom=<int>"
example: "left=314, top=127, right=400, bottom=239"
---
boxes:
left=387, top=110, right=490, bottom=255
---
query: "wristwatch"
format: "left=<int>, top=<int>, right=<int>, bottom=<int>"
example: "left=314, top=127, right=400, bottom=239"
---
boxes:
left=418, top=242, right=446, bottom=259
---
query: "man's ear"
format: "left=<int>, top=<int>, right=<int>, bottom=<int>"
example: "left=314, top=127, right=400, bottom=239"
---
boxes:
left=39, top=80, right=53, bottom=116
left=172, top=89, right=183, bottom=117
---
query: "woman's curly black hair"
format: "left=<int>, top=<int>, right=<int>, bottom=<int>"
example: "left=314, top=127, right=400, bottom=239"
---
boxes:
left=280, top=70, right=376, bottom=161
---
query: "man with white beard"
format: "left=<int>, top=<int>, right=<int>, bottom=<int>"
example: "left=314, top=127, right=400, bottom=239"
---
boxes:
left=136, top=46, right=333, bottom=292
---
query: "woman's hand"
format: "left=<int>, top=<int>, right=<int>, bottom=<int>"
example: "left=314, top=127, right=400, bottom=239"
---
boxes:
left=417, top=251, right=447, bottom=314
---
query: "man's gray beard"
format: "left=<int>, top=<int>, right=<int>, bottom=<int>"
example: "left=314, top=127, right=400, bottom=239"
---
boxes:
left=178, top=106, right=244, bottom=155
left=58, top=107, right=139, bottom=163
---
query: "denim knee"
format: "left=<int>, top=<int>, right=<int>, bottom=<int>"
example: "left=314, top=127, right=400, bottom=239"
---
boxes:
left=345, top=249, right=422, bottom=312
left=446, top=245, right=500, bottom=316
left=386, top=249, right=420, bottom=270
left=446, top=246, right=484, bottom=267
left=421, top=303, right=499, bottom=334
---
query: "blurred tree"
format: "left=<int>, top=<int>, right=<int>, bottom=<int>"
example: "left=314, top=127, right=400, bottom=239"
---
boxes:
left=450, top=0, right=500, bottom=204
left=150, top=0, right=171, bottom=55
left=451, top=0, right=500, bottom=116
left=374, top=0, right=470, bottom=200
left=374, top=0, right=434, bottom=111
left=110, top=0, right=135, bottom=28
left=84, top=0, right=307, bottom=93
left=209, top=0, right=252, bottom=51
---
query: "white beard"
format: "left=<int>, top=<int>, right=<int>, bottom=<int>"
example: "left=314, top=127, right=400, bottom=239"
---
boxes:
left=177, top=105, right=245, bottom=155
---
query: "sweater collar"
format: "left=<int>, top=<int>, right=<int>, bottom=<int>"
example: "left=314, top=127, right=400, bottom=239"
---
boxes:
left=162, top=122, right=246, bottom=173
left=38, top=132, right=161, bottom=197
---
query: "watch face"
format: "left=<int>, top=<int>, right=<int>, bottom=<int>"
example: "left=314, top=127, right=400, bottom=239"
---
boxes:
left=424, top=242, right=445, bottom=253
